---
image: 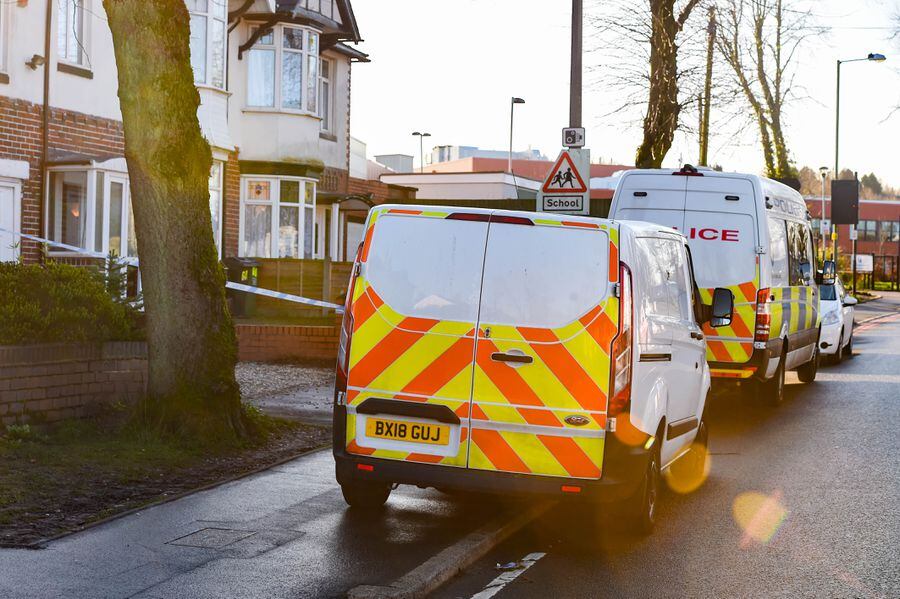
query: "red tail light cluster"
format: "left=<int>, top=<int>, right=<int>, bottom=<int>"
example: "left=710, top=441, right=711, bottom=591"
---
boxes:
left=336, top=246, right=361, bottom=397
left=609, top=263, right=633, bottom=416
left=754, top=288, right=772, bottom=342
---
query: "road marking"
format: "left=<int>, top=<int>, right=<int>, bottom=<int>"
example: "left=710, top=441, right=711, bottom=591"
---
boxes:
left=470, top=552, right=547, bottom=599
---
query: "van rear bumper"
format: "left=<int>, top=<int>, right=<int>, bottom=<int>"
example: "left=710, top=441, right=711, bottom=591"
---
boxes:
left=332, top=406, right=648, bottom=503
left=709, top=337, right=784, bottom=382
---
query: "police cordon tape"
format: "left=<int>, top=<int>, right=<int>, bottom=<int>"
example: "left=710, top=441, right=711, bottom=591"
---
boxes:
left=0, top=227, right=345, bottom=313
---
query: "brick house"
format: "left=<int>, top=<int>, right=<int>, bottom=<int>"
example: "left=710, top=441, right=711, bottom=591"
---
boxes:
left=0, top=0, right=405, bottom=266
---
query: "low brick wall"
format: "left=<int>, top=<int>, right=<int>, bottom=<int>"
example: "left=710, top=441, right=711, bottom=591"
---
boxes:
left=0, top=342, right=147, bottom=426
left=235, top=324, right=339, bottom=363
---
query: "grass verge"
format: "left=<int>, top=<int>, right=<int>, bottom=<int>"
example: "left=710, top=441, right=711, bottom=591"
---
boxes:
left=0, top=410, right=329, bottom=548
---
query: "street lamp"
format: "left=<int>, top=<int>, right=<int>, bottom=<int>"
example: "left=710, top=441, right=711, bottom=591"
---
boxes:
left=412, top=131, right=431, bottom=173
left=834, top=53, right=886, bottom=176
left=819, top=166, right=829, bottom=257
left=833, top=52, right=886, bottom=273
left=509, top=97, right=525, bottom=174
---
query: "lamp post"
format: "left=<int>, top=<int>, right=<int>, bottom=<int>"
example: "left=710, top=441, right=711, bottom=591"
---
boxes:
left=819, top=166, right=828, bottom=258
left=412, top=131, right=431, bottom=173
left=509, top=97, right=525, bottom=174
left=833, top=52, right=885, bottom=273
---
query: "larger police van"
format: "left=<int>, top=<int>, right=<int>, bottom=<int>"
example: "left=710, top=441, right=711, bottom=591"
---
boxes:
left=333, top=204, right=734, bottom=533
left=609, top=167, right=822, bottom=404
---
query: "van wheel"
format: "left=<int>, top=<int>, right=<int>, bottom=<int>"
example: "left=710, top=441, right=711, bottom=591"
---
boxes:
left=340, top=480, right=391, bottom=509
left=846, top=335, right=854, bottom=359
left=629, top=446, right=660, bottom=536
left=759, top=352, right=785, bottom=406
left=833, top=333, right=844, bottom=363
left=797, top=343, right=819, bottom=383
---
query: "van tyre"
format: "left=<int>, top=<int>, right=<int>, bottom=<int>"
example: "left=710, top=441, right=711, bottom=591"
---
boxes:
left=797, top=343, right=819, bottom=383
left=759, top=352, right=785, bottom=406
left=846, top=334, right=854, bottom=358
left=340, top=480, right=391, bottom=509
left=629, top=445, right=660, bottom=536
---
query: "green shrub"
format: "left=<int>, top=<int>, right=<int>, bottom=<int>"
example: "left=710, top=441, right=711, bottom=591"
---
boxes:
left=0, top=261, right=142, bottom=345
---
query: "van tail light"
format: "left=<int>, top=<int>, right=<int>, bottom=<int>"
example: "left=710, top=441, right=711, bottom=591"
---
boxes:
left=754, top=288, right=771, bottom=342
left=609, top=263, right=633, bottom=416
left=336, top=245, right=361, bottom=399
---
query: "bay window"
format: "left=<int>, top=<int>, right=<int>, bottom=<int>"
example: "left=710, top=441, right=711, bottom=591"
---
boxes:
left=319, top=57, right=333, bottom=133
left=57, top=0, right=85, bottom=65
left=241, top=177, right=316, bottom=258
left=46, top=168, right=132, bottom=257
left=246, top=25, right=320, bottom=113
left=187, top=0, right=227, bottom=89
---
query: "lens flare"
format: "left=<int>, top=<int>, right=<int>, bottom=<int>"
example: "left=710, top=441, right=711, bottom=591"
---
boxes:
left=664, top=442, right=711, bottom=494
left=733, top=490, right=788, bottom=546
left=613, top=413, right=648, bottom=447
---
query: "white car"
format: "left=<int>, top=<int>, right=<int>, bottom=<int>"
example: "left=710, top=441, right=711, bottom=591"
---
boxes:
left=819, top=278, right=856, bottom=362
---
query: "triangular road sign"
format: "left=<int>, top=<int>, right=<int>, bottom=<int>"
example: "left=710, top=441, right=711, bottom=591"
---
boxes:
left=542, top=150, right=588, bottom=194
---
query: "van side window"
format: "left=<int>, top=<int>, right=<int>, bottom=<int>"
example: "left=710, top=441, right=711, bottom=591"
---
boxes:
left=787, top=221, right=812, bottom=286
left=660, top=238, right=693, bottom=322
left=636, top=237, right=677, bottom=320
left=768, top=216, right=789, bottom=287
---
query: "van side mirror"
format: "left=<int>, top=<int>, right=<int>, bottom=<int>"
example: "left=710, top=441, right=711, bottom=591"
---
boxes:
left=710, top=288, right=734, bottom=328
left=821, top=260, right=836, bottom=285
left=843, top=296, right=858, bottom=306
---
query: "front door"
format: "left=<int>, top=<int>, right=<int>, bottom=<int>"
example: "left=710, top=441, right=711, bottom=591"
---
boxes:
left=0, top=183, right=21, bottom=262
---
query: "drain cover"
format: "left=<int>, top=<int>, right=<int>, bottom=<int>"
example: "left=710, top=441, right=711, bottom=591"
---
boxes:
left=168, top=527, right=256, bottom=549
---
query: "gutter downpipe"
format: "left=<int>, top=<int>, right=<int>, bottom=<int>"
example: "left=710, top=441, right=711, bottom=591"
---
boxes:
left=40, top=0, right=53, bottom=263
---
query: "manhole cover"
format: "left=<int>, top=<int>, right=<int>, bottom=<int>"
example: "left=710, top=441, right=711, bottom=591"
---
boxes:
left=168, top=527, right=256, bottom=549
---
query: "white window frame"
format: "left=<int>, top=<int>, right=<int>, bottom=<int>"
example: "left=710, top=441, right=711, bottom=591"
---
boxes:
left=0, top=1, right=7, bottom=76
left=209, top=159, right=224, bottom=254
left=44, top=166, right=134, bottom=258
left=0, top=179, right=22, bottom=262
left=319, top=56, right=334, bottom=133
left=57, top=0, right=87, bottom=67
left=245, top=24, right=321, bottom=116
left=187, top=0, right=227, bottom=89
left=239, top=176, right=317, bottom=259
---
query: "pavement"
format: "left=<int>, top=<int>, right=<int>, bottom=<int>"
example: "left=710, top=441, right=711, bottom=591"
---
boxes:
left=1, top=294, right=897, bottom=598
left=0, top=451, right=509, bottom=599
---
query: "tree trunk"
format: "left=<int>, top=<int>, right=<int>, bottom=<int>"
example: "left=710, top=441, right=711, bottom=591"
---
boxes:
left=635, top=0, right=680, bottom=168
left=103, top=0, right=246, bottom=438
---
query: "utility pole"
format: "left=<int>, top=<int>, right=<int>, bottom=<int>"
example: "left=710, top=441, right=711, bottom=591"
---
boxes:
left=570, top=0, right=582, bottom=128
left=699, top=6, right=716, bottom=166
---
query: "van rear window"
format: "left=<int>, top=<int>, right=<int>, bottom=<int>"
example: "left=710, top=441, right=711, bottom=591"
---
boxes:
left=479, top=223, right=609, bottom=329
left=365, top=215, right=487, bottom=323
left=682, top=212, right=756, bottom=287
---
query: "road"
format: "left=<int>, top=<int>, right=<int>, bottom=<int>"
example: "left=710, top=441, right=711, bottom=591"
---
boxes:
left=0, top=294, right=896, bottom=598
left=437, top=294, right=900, bottom=599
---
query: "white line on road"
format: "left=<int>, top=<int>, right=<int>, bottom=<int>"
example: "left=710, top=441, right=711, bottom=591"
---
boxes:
left=470, top=552, right=547, bottom=599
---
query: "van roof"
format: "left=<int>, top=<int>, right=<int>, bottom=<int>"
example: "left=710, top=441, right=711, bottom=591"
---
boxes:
left=374, top=204, right=616, bottom=228
left=617, top=168, right=807, bottom=214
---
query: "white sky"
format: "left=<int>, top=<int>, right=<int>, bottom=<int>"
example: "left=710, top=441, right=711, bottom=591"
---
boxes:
left=350, top=0, right=900, bottom=187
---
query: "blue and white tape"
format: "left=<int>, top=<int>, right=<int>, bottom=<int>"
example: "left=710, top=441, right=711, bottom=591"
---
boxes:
left=0, top=226, right=344, bottom=313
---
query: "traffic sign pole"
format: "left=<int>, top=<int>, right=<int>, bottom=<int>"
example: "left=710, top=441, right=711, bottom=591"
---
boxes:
left=570, top=0, right=582, bottom=129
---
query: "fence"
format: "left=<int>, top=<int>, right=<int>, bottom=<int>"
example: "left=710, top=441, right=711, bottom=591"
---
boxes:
left=247, top=259, right=353, bottom=320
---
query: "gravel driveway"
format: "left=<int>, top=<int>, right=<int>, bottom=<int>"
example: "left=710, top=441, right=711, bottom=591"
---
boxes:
left=237, top=362, right=335, bottom=425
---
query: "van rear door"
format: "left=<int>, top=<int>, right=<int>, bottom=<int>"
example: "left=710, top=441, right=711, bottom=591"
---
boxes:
left=467, top=217, right=618, bottom=480
left=344, top=208, right=486, bottom=468
left=683, top=176, right=760, bottom=364
left=612, top=173, right=687, bottom=231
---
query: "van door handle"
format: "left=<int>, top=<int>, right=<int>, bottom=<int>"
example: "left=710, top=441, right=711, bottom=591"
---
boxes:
left=491, top=352, right=533, bottom=364
left=690, top=331, right=704, bottom=340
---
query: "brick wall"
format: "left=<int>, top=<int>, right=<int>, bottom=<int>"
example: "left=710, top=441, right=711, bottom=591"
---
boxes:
left=224, top=149, right=241, bottom=258
left=0, top=342, right=147, bottom=426
left=236, top=324, right=339, bottom=363
left=0, top=96, right=126, bottom=264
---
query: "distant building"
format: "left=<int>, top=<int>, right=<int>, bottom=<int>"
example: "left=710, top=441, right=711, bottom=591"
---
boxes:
left=806, top=198, right=900, bottom=256
left=374, top=154, right=414, bottom=173
left=430, top=145, right=546, bottom=165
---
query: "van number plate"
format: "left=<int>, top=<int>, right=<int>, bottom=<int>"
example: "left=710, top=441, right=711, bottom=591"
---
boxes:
left=365, top=418, right=450, bottom=446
